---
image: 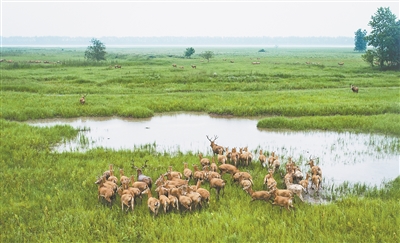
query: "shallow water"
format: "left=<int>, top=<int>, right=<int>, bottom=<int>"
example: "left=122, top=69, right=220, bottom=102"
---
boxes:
left=28, top=112, right=399, bottom=188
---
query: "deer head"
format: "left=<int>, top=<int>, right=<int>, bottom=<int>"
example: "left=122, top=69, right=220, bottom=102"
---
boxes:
left=206, top=135, right=218, bottom=146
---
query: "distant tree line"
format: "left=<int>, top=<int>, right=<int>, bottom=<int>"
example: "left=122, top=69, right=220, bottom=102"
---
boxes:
left=1, top=36, right=354, bottom=46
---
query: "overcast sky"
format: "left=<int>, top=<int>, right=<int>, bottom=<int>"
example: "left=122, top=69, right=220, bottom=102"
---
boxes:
left=1, top=0, right=399, bottom=38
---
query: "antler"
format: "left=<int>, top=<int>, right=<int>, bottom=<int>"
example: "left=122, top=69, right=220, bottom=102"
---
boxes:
left=141, top=159, right=149, bottom=169
left=131, top=159, right=138, bottom=170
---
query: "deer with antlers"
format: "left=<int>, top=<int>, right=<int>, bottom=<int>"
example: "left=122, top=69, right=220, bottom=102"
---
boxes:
left=206, top=135, right=225, bottom=156
left=132, top=160, right=153, bottom=189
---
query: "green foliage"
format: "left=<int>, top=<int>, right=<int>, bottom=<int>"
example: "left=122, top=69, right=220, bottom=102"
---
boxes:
left=258, top=49, right=266, bottom=52
left=362, top=50, right=375, bottom=66
left=84, top=38, right=107, bottom=62
left=365, top=7, right=400, bottom=69
left=200, top=50, right=214, bottom=62
left=257, top=114, right=400, bottom=136
left=184, top=47, right=195, bottom=58
left=354, top=29, right=367, bottom=52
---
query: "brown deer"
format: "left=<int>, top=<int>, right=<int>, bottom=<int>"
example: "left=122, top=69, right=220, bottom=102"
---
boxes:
left=351, top=84, right=359, bottom=93
left=79, top=94, right=86, bottom=105
left=206, top=135, right=225, bottom=155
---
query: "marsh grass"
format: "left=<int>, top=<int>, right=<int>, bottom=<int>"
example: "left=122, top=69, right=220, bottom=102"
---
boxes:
left=1, top=47, right=399, bottom=242
left=1, top=120, right=399, bottom=242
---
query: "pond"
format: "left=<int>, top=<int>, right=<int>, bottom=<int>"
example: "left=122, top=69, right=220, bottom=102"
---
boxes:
left=28, top=112, right=399, bottom=189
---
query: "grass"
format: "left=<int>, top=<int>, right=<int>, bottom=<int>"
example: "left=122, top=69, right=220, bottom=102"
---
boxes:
left=0, top=46, right=399, bottom=242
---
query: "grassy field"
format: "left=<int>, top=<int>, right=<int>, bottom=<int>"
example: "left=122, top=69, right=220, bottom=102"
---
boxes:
left=1, top=46, right=399, bottom=242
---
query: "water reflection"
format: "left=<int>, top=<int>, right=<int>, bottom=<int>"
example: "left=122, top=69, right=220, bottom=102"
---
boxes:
left=28, top=112, right=399, bottom=187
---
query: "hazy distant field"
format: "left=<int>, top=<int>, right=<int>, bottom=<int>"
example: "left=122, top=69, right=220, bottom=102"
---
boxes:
left=1, top=47, right=399, bottom=242
left=1, top=46, right=399, bottom=134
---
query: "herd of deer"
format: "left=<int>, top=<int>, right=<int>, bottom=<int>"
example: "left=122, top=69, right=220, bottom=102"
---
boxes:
left=95, top=135, right=323, bottom=215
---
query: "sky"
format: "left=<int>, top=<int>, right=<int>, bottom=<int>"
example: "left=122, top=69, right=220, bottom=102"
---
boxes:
left=1, top=0, right=399, bottom=38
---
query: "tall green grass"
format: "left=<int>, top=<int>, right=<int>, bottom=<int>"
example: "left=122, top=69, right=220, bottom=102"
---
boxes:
left=1, top=47, right=399, bottom=137
left=257, top=113, right=400, bottom=136
left=0, top=120, right=399, bottom=242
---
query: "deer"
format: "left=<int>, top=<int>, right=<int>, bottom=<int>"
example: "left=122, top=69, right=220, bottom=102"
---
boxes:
left=210, top=157, right=218, bottom=172
left=176, top=187, right=193, bottom=212
left=218, top=163, right=239, bottom=177
left=233, top=171, right=253, bottom=185
left=217, top=149, right=227, bottom=164
left=192, top=164, right=205, bottom=183
left=96, top=175, right=115, bottom=208
left=239, top=147, right=252, bottom=167
left=263, top=170, right=277, bottom=190
left=133, top=160, right=153, bottom=189
left=225, top=147, right=232, bottom=164
left=192, top=179, right=210, bottom=207
left=299, top=173, right=310, bottom=194
left=165, top=166, right=183, bottom=179
left=206, top=135, right=225, bottom=156
left=145, top=188, right=160, bottom=218
left=163, top=172, right=189, bottom=187
left=155, top=186, right=171, bottom=214
left=270, top=189, right=294, bottom=212
left=245, top=186, right=273, bottom=203
left=338, top=62, right=344, bottom=66
left=183, top=162, right=193, bottom=181
left=95, top=174, right=118, bottom=196
left=120, top=192, right=134, bottom=214
left=203, top=165, right=221, bottom=182
left=209, top=178, right=226, bottom=200
left=119, top=168, right=130, bottom=186
left=230, top=147, right=240, bottom=167
left=351, top=84, right=359, bottom=93
left=198, top=153, right=210, bottom=167
left=268, top=151, right=276, bottom=167
left=191, top=65, right=196, bottom=69
left=259, top=150, right=267, bottom=167
left=116, top=185, right=136, bottom=213
left=308, top=157, right=322, bottom=178
left=129, top=175, right=149, bottom=195
left=79, top=94, right=86, bottom=105
left=311, top=174, right=322, bottom=193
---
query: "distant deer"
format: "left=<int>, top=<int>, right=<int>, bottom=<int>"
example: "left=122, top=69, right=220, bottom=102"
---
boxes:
left=351, top=84, right=359, bottom=93
left=79, top=94, right=86, bottom=105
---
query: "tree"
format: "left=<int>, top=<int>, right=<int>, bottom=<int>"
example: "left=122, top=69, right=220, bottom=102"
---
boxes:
left=362, top=50, right=375, bottom=67
left=84, top=38, right=107, bottom=61
left=354, top=29, right=367, bottom=52
left=364, top=7, right=400, bottom=69
left=200, top=51, right=214, bottom=62
left=184, top=47, right=195, bottom=58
